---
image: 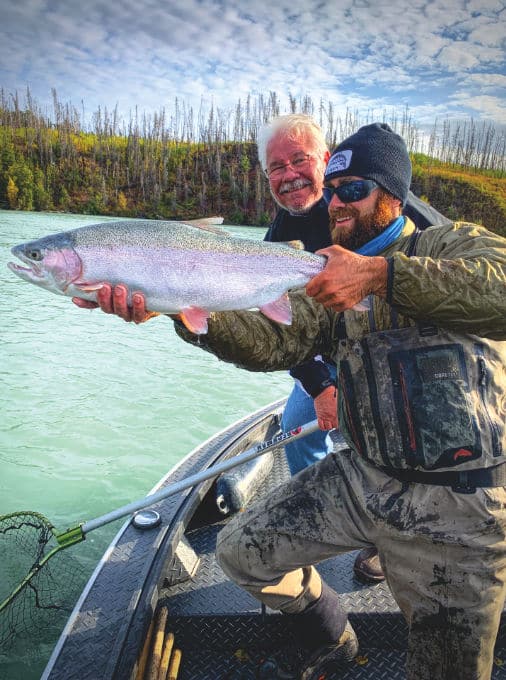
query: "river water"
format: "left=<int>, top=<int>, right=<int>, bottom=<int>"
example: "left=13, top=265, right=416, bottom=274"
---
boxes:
left=0, top=209, right=292, bottom=680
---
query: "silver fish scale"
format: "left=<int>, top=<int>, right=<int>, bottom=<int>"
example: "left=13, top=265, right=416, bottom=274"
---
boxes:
left=72, top=220, right=321, bottom=262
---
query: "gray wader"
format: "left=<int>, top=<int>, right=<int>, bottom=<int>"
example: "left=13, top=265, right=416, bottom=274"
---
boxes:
left=216, top=449, right=506, bottom=680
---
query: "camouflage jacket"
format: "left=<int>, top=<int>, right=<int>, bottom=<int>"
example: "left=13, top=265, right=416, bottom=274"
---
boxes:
left=176, top=220, right=506, bottom=472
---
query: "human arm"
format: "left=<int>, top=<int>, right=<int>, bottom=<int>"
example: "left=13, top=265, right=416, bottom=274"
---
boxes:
left=174, top=288, right=334, bottom=373
left=386, top=222, right=506, bottom=339
left=305, top=222, right=506, bottom=340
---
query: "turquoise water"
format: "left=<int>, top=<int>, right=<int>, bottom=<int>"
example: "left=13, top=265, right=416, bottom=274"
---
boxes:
left=0, top=210, right=292, bottom=679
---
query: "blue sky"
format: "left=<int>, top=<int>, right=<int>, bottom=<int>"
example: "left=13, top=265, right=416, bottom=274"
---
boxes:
left=1, top=0, right=505, bottom=130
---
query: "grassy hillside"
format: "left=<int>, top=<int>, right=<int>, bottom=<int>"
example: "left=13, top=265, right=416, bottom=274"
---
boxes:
left=411, top=154, right=506, bottom=236
left=0, top=105, right=504, bottom=233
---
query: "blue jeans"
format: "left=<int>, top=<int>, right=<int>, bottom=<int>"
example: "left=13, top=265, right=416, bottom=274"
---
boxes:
left=281, top=363, right=337, bottom=475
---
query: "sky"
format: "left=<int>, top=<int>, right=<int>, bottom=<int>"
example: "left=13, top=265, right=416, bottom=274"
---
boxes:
left=1, top=0, right=505, bottom=132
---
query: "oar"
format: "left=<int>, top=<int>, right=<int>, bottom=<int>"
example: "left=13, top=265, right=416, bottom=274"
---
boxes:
left=0, top=419, right=319, bottom=618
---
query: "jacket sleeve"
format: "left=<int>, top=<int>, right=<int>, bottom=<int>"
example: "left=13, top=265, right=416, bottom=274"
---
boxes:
left=173, top=289, right=333, bottom=372
left=387, top=222, right=506, bottom=339
left=289, top=359, right=334, bottom=397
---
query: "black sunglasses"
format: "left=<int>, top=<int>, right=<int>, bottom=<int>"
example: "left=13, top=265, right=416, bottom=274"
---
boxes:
left=323, top=179, right=379, bottom=204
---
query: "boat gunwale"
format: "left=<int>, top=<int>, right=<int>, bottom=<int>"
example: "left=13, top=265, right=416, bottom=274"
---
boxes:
left=41, top=398, right=286, bottom=680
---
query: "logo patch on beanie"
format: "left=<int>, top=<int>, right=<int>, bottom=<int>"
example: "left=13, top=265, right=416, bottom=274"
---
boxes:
left=325, top=149, right=352, bottom=177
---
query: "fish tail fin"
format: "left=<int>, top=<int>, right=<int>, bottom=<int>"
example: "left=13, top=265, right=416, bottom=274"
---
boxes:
left=259, top=293, right=292, bottom=325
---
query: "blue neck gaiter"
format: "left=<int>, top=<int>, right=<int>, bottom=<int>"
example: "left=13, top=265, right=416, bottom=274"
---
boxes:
left=355, top=216, right=405, bottom=256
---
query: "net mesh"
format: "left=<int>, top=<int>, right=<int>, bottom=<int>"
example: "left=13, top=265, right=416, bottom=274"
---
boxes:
left=0, top=511, right=85, bottom=649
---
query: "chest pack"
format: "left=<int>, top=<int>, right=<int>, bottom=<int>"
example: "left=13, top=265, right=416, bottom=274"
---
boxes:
left=335, top=231, right=506, bottom=473
left=337, top=324, right=506, bottom=471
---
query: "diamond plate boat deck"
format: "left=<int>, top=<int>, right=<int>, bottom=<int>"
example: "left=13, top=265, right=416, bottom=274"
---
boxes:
left=42, top=399, right=506, bottom=680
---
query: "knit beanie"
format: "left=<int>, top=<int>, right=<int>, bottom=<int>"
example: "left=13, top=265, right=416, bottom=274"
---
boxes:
left=324, top=123, right=412, bottom=206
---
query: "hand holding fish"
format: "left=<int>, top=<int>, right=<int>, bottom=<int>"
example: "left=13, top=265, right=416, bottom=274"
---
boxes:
left=306, top=245, right=388, bottom=312
left=72, top=284, right=158, bottom=324
left=313, top=386, right=338, bottom=430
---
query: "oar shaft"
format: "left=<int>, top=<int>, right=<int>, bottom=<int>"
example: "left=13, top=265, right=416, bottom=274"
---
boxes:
left=82, top=420, right=319, bottom=534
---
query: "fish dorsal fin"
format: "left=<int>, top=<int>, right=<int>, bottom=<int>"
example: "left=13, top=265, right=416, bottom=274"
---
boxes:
left=187, top=216, right=224, bottom=226
left=283, top=240, right=305, bottom=250
left=182, top=217, right=229, bottom=236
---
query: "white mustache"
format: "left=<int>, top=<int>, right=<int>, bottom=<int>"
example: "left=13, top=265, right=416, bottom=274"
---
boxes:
left=279, top=179, right=311, bottom=194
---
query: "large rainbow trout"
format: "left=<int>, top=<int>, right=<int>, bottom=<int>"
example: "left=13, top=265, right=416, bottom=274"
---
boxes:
left=8, top=219, right=326, bottom=334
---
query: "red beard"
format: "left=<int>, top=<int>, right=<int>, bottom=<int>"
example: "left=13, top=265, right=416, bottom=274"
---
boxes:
left=329, top=191, right=398, bottom=250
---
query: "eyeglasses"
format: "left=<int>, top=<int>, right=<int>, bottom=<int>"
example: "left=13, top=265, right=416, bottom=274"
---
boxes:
left=323, top=179, right=379, bottom=204
left=266, top=153, right=313, bottom=178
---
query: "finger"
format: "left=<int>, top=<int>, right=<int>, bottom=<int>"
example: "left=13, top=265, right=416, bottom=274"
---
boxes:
left=72, top=297, right=99, bottom=309
left=306, top=274, right=333, bottom=299
left=311, top=291, right=338, bottom=307
left=305, top=278, right=321, bottom=297
left=96, top=284, right=114, bottom=313
left=315, top=247, right=333, bottom=257
left=132, top=292, right=148, bottom=324
left=112, top=285, right=132, bottom=320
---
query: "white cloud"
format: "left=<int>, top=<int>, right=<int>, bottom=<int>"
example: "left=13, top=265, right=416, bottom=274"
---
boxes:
left=469, top=20, right=506, bottom=48
left=438, top=41, right=484, bottom=70
left=450, top=93, right=506, bottom=121
left=0, top=0, right=504, bottom=127
left=466, top=73, right=506, bottom=89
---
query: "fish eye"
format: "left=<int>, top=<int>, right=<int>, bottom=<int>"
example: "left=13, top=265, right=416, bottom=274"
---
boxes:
left=28, top=249, right=43, bottom=261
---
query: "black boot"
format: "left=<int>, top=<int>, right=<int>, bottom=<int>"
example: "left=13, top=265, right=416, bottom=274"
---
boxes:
left=300, top=620, right=358, bottom=680
left=297, top=582, right=358, bottom=679
left=257, top=582, right=358, bottom=679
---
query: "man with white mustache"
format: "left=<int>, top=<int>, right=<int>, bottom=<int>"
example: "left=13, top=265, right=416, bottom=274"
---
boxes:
left=258, top=115, right=339, bottom=478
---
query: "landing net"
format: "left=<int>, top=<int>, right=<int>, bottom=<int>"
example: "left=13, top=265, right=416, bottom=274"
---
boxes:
left=0, top=511, right=84, bottom=649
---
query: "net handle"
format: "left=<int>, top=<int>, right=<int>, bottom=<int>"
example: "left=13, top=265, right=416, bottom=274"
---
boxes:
left=62, top=420, right=319, bottom=539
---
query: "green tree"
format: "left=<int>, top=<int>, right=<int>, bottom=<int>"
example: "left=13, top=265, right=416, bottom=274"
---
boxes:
left=6, top=176, right=19, bottom=208
left=7, top=160, right=33, bottom=210
left=58, top=186, right=71, bottom=211
left=0, top=139, right=16, bottom=170
left=33, top=168, right=51, bottom=211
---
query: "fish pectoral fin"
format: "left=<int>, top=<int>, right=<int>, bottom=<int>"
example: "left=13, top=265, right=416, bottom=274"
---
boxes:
left=74, top=282, right=105, bottom=293
left=179, top=307, right=210, bottom=334
left=259, top=293, right=292, bottom=325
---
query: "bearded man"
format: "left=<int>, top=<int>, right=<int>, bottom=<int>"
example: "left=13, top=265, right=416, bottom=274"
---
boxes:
left=174, top=123, right=506, bottom=680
